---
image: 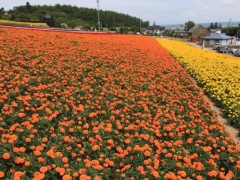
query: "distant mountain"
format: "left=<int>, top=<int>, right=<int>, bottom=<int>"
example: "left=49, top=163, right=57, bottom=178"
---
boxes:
left=164, top=21, right=240, bottom=29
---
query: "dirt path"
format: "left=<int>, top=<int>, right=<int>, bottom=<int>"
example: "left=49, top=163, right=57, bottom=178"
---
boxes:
left=190, top=77, right=240, bottom=144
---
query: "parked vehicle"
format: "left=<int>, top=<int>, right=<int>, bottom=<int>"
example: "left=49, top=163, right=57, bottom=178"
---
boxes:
left=216, top=45, right=228, bottom=53
left=234, top=49, right=240, bottom=57
left=213, top=43, right=220, bottom=50
left=228, top=48, right=238, bottom=55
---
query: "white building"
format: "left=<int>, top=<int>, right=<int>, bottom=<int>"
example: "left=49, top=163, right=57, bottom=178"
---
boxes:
left=202, top=33, right=232, bottom=47
left=143, top=23, right=165, bottom=35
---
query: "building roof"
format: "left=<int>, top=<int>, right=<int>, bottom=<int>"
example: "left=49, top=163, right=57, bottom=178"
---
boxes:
left=202, top=33, right=232, bottom=40
left=173, top=27, right=185, bottom=31
left=147, top=25, right=165, bottom=30
left=188, top=25, right=204, bottom=33
left=175, top=30, right=188, bottom=33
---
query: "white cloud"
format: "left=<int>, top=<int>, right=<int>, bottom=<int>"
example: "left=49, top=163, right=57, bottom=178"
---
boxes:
left=222, top=0, right=235, bottom=4
left=202, top=6, right=211, bottom=11
left=185, top=10, right=195, bottom=17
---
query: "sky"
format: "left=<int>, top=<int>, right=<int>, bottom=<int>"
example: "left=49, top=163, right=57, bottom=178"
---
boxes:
left=1, top=0, right=240, bottom=25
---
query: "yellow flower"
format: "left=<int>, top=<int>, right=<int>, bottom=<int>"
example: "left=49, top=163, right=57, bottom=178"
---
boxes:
left=158, top=39, right=240, bottom=126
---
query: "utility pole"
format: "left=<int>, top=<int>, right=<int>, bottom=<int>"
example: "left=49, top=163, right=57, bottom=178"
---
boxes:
left=96, top=0, right=100, bottom=32
left=227, top=18, right=231, bottom=35
left=139, top=19, right=142, bottom=34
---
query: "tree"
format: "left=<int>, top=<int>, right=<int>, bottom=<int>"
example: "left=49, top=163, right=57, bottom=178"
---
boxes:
left=0, top=7, right=4, bottom=18
left=184, top=21, right=195, bottom=31
left=26, top=2, right=32, bottom=13
left=15, top=13, right=32, bottom=21
left=209, top=22, right=214, bottom=29
left=208, top=22, right=222, bottom=30
left=214, top=22, right=218, bottom=29
left=119, top=26, right=128, bottom=34
left=2, top=4, right=149, bottom=30
left=219, top=23, right=222, bottom=29
left=222, top=26, right=239, bottom=36
left=26, top=2, right=31, bottom=8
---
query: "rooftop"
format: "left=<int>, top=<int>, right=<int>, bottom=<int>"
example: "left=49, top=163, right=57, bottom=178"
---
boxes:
left=202, top=33, right=232, bottom=40
left=188, top=25, right=205, bottom=33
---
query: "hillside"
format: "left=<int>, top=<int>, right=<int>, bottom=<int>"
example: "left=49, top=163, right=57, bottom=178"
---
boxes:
left=0, top=3, right=149, bottom=31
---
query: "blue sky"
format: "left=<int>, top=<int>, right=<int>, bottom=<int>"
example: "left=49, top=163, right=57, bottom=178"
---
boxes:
left=1, top=0, right=239, bottom=25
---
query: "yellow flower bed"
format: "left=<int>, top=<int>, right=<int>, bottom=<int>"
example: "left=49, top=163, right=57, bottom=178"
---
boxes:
left=158, top=39, right=240, bottom=127
left=0, top=20, right=48, bottom=28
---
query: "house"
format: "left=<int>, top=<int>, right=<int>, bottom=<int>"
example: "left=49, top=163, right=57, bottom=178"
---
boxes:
left=174, top=29, right=188, bottom=37
left=140, top=27, right=147, bottom=34
left=144, top=23, right=165, bottom=35
left=202, top=33, right=232, bottom=47
left=188, top=26, right=210, bottom=42
left=41, top=14, right=55, bottom=27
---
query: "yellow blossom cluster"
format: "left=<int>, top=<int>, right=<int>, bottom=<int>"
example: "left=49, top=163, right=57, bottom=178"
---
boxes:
left=158, top=39, right=240, bottom=127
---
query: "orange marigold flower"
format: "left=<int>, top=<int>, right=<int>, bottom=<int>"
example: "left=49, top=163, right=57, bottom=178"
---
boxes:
left=144, top=151, right=151, bottom=157
left=89, top=112, right=97, bottom=118
left=2, top=153, right=11, bottom=160
left=62, top=174, right=72, bottom=180
left=42, top=137, right=48, bottom=143
left=0, top=171, right=4, bottom=178
left=18, top=113, right=25, bottom=118
left=93, top=176, right=101, bottom=180
left=207, top=170, right=218, bottom=177
left=152, top=171, right=159, bottom=178
left=14, top=171, right=24, bottom=177
left=62, top=157, right=69, bottom=163
left=137, top=166, right=144, bottom=172
left=177, top=171, right=186, bottom=177
left=92, top=145, right=100, bottom=151
left=196, top=175, right=203, bottom=180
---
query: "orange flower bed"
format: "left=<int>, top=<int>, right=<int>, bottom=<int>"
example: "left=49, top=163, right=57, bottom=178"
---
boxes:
left=0, top=27, right=240, bottom=179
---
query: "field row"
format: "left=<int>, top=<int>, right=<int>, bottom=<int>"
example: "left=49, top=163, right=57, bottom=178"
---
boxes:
left=0, top=20, right=49, bottom=28
left=158, top=39, right=240, bottom=128
left=0, top=27, right=240, bottom=179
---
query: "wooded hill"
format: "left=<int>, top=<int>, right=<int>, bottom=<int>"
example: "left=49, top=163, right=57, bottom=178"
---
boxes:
left=0, top=3, right=149, bottom=32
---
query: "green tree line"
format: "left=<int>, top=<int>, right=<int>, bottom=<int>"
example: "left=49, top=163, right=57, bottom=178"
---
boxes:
left=208, top=22, right=240, bottom=37
left=0, top=3, right=149, bottom=31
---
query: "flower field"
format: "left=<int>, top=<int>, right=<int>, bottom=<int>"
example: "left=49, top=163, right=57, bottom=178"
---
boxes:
left=0, top=20, right=49, bottom=28
left=158, top=39, right=240, bottom=128
left=0, top=27, right=240, bottom=180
